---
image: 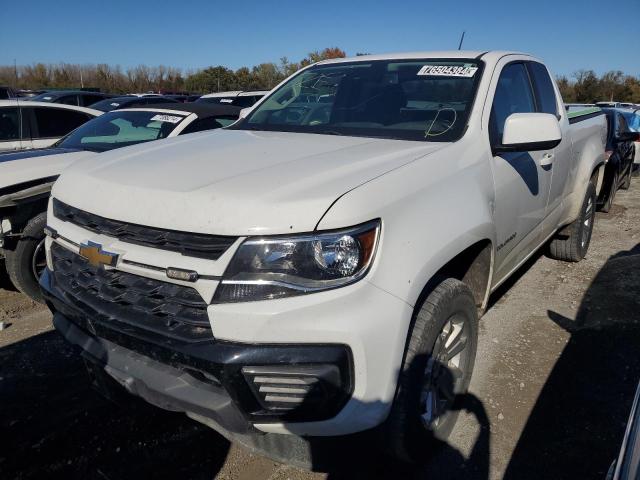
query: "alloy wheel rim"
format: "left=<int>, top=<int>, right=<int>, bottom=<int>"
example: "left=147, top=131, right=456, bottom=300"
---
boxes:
left=420, top=313, right=469, bottom=429
left=32, top=238, right=47, bottom=280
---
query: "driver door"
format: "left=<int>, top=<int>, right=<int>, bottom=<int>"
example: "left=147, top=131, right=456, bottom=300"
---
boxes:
left=489, top=62, right=553, bottom=282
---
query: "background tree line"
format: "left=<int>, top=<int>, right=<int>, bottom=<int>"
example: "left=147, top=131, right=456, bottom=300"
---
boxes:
left=557, top=70, right=640, bottom=103
left=1, top=48, right=639, bottom=103
left=0, top=47, right=347, bottom=94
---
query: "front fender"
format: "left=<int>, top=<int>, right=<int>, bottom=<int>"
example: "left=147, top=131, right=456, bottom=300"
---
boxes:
left=317, top=145, right=496, bottom=307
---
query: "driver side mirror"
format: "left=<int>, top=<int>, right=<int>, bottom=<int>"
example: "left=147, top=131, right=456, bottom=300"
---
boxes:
left=616, top=131, right=640, bottom=143
left=239, top=107, right=251, bottom=119
left=493, top=113, right=562, bottom=154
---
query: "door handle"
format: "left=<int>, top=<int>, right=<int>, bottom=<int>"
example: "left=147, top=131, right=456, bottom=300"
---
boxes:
left=540, top=153, right=554, bottom=167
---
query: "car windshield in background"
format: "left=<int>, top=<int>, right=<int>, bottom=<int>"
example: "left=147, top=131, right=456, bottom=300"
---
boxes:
left=622, top=111, right=640, bottom=132
left=29, top=92, right=58, bottom=102
left=88, top=97, right=134, bottom=112
left=236, top=59, right=483, bottom=142
left=58, top=110, right=187, bottom=152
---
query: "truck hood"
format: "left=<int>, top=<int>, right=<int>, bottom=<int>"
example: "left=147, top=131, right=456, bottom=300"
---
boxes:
left=53, top=130, right=448, bottom=235
left=0, top=148, right=96, bottom=190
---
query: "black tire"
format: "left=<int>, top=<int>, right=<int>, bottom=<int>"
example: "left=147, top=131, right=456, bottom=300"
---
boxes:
left=621, top=164, right=632, bottom=190
left=548, top=181, right=596, bottom=262
left=384, top=278, right=478, bottom=463
left=600, top=171, right=618, bottom=213
left=4, top=212, right=47, bottom=302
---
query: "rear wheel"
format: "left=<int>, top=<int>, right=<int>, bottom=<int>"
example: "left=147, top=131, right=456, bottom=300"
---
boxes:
left=548, top=181, right=596, bottom=262
left=384, top=278, right=478, bottom=463
left=621, top=164, right=632, bottom=190
left=5, top=212, right=47, bottom=303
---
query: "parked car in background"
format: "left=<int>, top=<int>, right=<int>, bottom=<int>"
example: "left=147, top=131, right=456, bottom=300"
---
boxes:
left=28, top=90, right=115, bottom=108
left=0, top=86, right=16, bottom=99
left=608, top=380, right=640, bottom=480
left=196, top=90, right=269, bottom=108
left=88, top=95, right=180, bottom=112
left=0, top=100, right=101, bottom=152
left=165, top=94, right=202, bottom=103
left=41, top=51, right=607, bottom=466
left=16, top=89, right=45, bottom=98
left=598, top=108, right=639, bottom=212
left=0, top=102, right=240, bottom=301
left=597, top=102, right=624, bottom=108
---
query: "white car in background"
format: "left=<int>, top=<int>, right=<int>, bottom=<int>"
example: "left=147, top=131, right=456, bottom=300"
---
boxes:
left=196, top=90, right=269, bottom=108
left=0, top=100, right=101, bottom=152
left=0, top=102, right=240, bottom=302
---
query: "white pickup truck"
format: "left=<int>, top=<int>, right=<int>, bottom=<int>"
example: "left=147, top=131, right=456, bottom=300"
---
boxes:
left=41, top=51, right=607, bottom=466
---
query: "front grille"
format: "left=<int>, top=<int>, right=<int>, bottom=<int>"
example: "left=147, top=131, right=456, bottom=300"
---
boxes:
left=51, top=243, right=211, bottom=341
left=52, top=199, right=237, bottom=260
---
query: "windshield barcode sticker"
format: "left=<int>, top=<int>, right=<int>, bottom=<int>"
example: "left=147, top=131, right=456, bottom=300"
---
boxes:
left=150, top=114, right=183, bottom=123
left=417, top=65, right=478, bottom=77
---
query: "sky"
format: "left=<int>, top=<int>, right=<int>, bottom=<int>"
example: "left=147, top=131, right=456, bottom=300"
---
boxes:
left=1, top=0, right=638, bottom=78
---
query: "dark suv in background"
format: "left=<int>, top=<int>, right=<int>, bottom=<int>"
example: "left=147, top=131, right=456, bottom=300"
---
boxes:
left=28, top=90, right=115, bottom=107
left=598, top=108, right=639, bottom=212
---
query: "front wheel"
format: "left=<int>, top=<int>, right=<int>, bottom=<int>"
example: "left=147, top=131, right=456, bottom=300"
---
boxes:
left=384, top=278, right=478, bottom=463
left=5, top=212, right=47, bottom=303
left=548, top=181, right=596, bottom=262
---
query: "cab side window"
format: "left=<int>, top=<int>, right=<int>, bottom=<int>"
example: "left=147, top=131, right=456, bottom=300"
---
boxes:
left=527, top=62, right=558, bottom=116
left=489, top=63, right=536, bottom=146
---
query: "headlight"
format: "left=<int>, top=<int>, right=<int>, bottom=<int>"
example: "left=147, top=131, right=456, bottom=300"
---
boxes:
left=213, top=220, right=380, bottom=303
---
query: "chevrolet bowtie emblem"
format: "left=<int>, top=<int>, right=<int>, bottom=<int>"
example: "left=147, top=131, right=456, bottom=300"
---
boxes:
left=78, top=241, right=119, bottom=268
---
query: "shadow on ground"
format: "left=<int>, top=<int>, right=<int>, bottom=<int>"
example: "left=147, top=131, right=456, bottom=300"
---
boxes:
left=504, top=244, right=640, bottom=479
left=0, top=330, right=231, bottom=480
left=4, top=243, right=638, bottom=479
left=0, top=258, right=17, bottom=292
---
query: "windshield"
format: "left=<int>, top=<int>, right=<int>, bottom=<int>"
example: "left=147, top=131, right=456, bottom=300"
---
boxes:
left=235, top=59, right=483, bottom=142
left=58, top=110, right=187, bottom=152
left=622, top=111, right=640, bottom=132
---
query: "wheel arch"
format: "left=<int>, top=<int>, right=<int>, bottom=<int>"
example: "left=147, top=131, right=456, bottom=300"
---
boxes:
left=412, top=238, right=494, bottom=315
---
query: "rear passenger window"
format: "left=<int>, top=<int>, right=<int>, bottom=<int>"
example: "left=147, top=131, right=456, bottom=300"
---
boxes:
left=32, top=108, right=92, bottom=138
left=528, top=62, right=558, bottom=116
left=490, top=63, right=536, bottom=146
left=81, top=94, right=105, bottom=107
left=0, top=107, right=20, bottom=140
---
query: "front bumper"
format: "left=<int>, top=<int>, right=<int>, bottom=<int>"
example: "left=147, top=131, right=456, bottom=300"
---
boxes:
left=41, top=268, right=359, bottom=463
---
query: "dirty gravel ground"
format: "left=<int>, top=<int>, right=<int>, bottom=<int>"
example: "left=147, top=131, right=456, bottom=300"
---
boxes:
left=1, top=186, right=639, bottom=480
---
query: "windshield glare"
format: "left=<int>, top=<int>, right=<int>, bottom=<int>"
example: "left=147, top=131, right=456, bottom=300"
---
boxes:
left=59, top=111, right=186, bottom=152
left=238, top=59, right=482, bottom=142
